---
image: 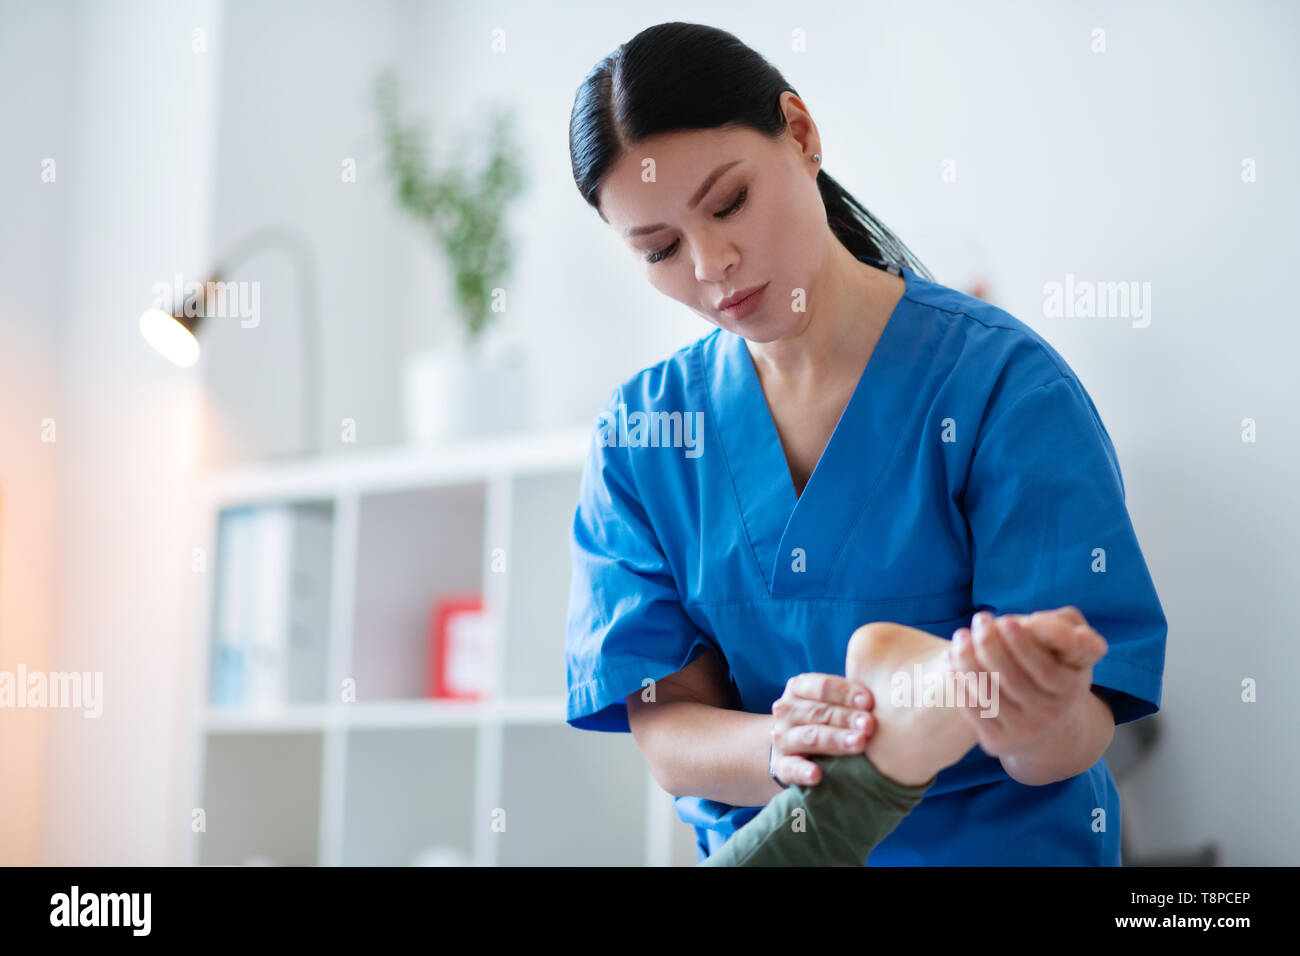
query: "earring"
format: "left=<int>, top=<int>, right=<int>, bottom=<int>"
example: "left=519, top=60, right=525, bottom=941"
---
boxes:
left=812, top=153, right=820, bottom=163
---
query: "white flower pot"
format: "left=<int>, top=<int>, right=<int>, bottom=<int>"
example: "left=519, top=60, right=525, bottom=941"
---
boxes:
left=402, top=341, right=530, bottom=446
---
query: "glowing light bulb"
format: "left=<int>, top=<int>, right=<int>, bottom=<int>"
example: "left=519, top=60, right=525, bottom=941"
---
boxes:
left=139, top=308, right=199, bottom=367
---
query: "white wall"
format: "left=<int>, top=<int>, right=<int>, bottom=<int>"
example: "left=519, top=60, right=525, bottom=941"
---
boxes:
left=0, top=0, right=77, bottom=865
left=0, top=0, right=222, bottom=865
left=3, top=0, right=1296, bottom=864
left=202, top=0, right=418, bottom=464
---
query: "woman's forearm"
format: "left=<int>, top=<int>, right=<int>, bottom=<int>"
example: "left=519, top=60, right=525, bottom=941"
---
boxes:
left=639, top=702, right=783, bottom=806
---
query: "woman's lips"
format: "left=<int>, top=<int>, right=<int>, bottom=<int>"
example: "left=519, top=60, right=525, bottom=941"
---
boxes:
left=718, top=282, right=769, bottom=320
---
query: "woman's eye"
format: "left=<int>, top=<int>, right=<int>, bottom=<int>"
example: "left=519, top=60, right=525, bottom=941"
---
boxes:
left=717, top=186, right=747, bottom=219
left=645, top=239, right=678, bottom=265
left=644, top=186, right=748, bottom=265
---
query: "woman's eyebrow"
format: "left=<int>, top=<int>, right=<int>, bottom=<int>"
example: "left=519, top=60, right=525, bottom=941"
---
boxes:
left=623, top=159, right=742, bottom=237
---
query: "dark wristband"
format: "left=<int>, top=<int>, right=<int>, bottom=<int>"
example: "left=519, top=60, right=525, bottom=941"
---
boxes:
left=768, top=741, right=789, bottom=789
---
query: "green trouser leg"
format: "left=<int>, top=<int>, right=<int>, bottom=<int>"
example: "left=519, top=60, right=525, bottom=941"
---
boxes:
left=698, top=754, right=936, bottom=867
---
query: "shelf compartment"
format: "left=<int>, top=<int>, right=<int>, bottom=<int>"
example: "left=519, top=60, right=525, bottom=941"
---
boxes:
left=496, top=724, right=649, bottom=865
left=341, top=726, right=477, bottom=866
left=351, top=483, right=486, bottom=701
left=197, top=731, right=323, bottom=866
left=502, top=469, right=583, bottom=699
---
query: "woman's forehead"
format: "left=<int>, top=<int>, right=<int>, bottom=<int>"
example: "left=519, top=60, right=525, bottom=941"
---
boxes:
left=622, top=126, right=760, bottom=168
left=600, top=129, right=764, bottom=223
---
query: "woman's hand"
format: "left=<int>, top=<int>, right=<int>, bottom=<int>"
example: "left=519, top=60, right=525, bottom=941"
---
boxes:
left=947, top=606, right=1108, bottom=758
left=769, top=672, right=876, bottom=786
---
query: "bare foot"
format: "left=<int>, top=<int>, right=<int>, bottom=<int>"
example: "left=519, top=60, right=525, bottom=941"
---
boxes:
left=843, top=622, right=979, bottom=787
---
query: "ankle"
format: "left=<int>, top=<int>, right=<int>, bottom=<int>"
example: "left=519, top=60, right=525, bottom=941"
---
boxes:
left=844, top=623, right=978, bottom=786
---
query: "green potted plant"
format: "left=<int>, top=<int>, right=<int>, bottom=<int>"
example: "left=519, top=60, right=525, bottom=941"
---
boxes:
left=375, top=67, right=529, bottom=444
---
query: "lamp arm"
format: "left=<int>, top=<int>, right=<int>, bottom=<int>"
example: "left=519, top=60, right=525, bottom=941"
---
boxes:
left=206, top=224, right=320, bottom=457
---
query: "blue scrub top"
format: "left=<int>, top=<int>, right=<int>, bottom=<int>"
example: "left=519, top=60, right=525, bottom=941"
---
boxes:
left=564, top=256, right=1167, bottom=865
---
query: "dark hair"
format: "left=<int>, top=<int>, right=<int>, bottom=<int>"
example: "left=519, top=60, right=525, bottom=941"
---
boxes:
left=569, top=21, right=933, bottom=280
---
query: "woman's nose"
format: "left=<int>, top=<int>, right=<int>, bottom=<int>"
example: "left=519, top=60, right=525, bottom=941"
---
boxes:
left=694, top=246, right=739, bottom=284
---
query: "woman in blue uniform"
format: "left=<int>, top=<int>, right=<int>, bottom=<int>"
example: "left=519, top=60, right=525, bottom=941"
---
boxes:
left=564, top=22, right=1166, bottom=865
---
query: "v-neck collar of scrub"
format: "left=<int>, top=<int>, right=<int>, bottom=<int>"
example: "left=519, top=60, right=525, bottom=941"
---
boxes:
left=703, top=264, right=930, bottom=599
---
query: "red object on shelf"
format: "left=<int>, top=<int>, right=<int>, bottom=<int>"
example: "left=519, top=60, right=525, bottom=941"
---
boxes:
left=428, top=594, right=488, bottom=700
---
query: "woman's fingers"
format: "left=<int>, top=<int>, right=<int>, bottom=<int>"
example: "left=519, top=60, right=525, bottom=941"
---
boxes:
left=784, top=672, right=873, bottom=711
left=773, top=720, right=869, bottom=759
left=769, top=670, right=878, bottom=785
left=1053, top=605, right=1087, bottom=627
left=1059, top=625, right=1108, bottom=669
left=780, top=698, right=874, bottom=733
left=999, top=614, right=1074, bottom=697
left=1025, top=615, right=1108, bottom=669
left=772, top=753, right=824, bottom=786
left=969, top=613, right=1034, bottom=709
left=772, top=689, right=872, bottom=729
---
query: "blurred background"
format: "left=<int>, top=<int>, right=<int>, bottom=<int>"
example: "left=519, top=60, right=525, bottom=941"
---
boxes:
left=1, top=0, right=1296, bottom=866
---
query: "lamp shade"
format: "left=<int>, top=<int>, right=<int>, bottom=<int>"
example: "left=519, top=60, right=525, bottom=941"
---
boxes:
left=139, top=307, right=201, bottom=367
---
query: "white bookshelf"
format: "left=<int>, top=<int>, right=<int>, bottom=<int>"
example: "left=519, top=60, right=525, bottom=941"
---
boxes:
left=182, top=427, right=701, bottom=866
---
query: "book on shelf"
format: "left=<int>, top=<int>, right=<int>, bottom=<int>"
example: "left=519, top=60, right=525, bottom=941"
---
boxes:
left=209, top=504, right=332, bottom=709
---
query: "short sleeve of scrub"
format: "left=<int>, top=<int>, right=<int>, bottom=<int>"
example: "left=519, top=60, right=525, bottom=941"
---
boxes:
left=962, top=373, right=1167, bottom=725
left=566, top=389, right=719, bottom=733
